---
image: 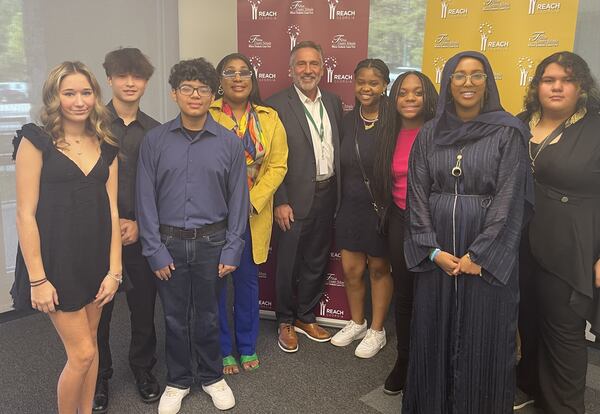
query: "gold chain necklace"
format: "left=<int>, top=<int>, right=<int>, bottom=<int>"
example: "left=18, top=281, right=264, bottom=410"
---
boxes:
left=359, top=105, right=378, bottom=130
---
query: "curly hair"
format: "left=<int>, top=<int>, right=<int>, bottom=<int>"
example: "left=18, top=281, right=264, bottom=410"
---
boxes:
left=103, top=47, right=154, bottom=79
left=372, top=71, right=438, bottom=208
left=524, top=51, right=600, bottom=115
left=41, top=61, right=116, bottom=148
left=168, top=58, right=218, bottom=94
left=215, top=53, right=268, bottom=108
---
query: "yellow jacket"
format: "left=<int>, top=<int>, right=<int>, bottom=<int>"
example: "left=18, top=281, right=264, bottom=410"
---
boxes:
left=210, top=100, right=288, bottom=264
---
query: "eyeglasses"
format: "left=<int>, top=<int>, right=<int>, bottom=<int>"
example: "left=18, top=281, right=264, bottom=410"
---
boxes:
left=450, top=72, right=487, bottom=86
left=222, top=69, right=253, bottom=79
left=177, top=85, right=212, bottom=97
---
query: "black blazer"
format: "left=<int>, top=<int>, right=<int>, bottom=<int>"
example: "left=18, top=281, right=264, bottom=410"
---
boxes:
left=267, top=85, right=343, bottom=219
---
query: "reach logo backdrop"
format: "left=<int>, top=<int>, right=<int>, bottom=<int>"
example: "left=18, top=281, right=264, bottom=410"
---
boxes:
left=238, top=0, right=370, bottom=112
left=237, top=0, right=371, bottom=326
left=422, top=0, right=579, bottom=114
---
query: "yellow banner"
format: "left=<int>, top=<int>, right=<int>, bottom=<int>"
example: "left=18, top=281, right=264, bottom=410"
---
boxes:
left=422, top=0, right=579, bottom=114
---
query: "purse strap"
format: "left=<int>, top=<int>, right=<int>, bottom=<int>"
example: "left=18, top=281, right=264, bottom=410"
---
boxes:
left=353, top=116, right=380, bottom=212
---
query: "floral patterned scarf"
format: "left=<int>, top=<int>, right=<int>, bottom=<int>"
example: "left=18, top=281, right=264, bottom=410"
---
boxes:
left=222, top=102, right=266, bottom=189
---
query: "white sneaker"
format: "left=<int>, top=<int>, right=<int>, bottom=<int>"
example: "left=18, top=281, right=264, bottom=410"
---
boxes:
left=355, top=328, right=386, bottom=358
left=202, top=378, right=236, bottom=410
left=331, top=319, right=368, bottom=347
left=158, top=386, right=190, bottom=414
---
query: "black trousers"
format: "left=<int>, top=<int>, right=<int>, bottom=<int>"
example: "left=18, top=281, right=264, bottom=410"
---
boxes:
left=97, top=241, right=158, bottom=380
left=275, top=181, right=336, bottom=324
left=516, top=229, right=540, bottom=397
left=388, top=205, right=413, bottom=372
left=537, top=265, right=587, bottom=414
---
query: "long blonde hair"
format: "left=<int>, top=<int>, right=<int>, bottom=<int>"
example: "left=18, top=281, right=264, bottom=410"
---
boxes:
left=40, top=61, right=117, bottom=148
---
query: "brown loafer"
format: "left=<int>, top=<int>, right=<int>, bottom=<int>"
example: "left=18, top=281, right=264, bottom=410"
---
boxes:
left=293, top=320, right=331, bottom=342
left=278, top=323, right=299, bottom=353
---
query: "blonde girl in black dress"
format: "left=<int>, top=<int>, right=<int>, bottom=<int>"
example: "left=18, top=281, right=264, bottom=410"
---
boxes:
left=14, top=61, right=121, bottom=413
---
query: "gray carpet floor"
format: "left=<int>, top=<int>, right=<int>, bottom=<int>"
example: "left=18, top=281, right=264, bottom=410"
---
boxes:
left=1, top=294, right=600, bottom=413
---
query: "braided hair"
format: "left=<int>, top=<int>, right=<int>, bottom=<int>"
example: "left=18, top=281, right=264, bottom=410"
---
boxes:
left=372, top=71, right=438, bottom=208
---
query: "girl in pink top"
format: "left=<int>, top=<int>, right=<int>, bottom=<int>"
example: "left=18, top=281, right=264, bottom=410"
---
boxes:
left=372, top=71, right=438, bottom=395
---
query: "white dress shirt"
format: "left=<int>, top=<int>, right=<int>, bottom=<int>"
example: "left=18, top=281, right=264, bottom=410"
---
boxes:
left=294, top=85, right=334, bottom=180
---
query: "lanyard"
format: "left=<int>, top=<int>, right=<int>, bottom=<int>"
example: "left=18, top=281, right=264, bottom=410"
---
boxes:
left=302, top=100, right=324, bottom=142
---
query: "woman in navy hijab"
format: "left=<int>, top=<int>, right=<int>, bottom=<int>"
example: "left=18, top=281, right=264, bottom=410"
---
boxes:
left=401, top=51, right=532, bottom=413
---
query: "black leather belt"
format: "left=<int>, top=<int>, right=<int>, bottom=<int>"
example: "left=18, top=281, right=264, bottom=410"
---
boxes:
left=159, top=220, right=226, bottom=240
left=315, top=176, right=335, bottom=190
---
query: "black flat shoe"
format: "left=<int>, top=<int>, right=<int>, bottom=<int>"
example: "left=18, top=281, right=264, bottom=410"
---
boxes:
left=92, top=378, right=109, bottom=413
left=135, top=370, right=161, bottom=403
left=383, top=359, right=406, bottom=396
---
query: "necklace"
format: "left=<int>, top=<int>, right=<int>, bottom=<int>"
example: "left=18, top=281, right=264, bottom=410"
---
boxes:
left=359, top=105, right=378, bottom=130
left=528, top=122, right=566, bottom=174
left=451, top=146, right=466, bottom=177
left=64, top=136, right=85, bottom=156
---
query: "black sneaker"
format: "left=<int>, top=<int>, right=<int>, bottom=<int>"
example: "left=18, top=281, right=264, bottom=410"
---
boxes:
left=513, top=388, right=535, bottom=410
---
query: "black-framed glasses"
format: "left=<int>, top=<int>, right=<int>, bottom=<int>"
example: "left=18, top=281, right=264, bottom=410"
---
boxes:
left=222, top=69, right=253, bottom=79
left=177, top=85, right=212, bottom=97
left=450, top=72, right=487, bottom=86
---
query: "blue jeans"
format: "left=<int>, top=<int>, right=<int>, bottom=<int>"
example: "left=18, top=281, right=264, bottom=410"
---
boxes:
left=156, top=229, right=226, bottom=388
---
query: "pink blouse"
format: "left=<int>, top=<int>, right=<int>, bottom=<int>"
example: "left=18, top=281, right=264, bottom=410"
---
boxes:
left=391, top=128, right=420, bottom=209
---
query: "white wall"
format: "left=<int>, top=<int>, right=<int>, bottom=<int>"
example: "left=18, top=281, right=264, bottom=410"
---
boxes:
left=178, top=0, right=237, bottom=67
left=0, top=0, right=180, bottom=313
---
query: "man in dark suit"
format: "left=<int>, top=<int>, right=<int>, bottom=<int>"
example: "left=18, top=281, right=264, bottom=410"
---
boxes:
left=266, top=40, right=343, bottom=353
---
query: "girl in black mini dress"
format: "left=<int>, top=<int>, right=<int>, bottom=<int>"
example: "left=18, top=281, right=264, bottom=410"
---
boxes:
left=13, top=61, right=121, bottom=413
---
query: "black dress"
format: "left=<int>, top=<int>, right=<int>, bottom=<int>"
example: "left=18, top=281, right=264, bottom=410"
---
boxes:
left=11, top=124, right=119, bottom=312
left=335, top=109, right=387, bottom=257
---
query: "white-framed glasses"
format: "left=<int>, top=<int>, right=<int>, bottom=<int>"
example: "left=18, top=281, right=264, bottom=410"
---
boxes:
left=221, top=69, right=253, bottom=79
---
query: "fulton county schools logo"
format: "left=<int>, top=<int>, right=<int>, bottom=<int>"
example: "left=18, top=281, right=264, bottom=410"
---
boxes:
left=479, top=23, right=510, bottom=51
left=528, top=31, right=559, bottom=47
left=287, top=24, right=301, bottom=50
left=290, top=0, right=314, bottom=15
left=482, top=0, right=510, bottom=11
left=325, top=273, right=345, bottom=288
left=248, top=0, right=277, bottom=20
left=529, top=0, right=561, bottom=14
left=434, top=57, right=447, bottom=84
left=331, top=34, right=357, bottom=49
left=518, top=56, right=535, bottom=86
left=328, top=0, right=356, bottom=20
left=440, top=0, right=468, bottom=19
left=434, top=33, right=460, bottom=49
left=248, top=34, right=272, bottom=49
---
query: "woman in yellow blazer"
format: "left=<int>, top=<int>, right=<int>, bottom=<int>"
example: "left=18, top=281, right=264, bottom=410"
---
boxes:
left=210, top=53, right=288, bottom=374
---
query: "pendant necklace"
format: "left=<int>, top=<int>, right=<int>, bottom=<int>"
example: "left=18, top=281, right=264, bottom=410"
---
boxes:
left=359, top=105, right=378, bottom=130
left=452, top=146, right=466, bottom=177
